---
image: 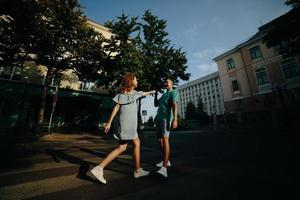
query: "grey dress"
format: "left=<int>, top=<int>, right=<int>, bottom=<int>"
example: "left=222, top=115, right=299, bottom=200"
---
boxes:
left=112, top=91, right=143, bottom=140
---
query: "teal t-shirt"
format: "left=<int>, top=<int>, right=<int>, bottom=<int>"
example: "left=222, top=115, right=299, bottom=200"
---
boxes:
left=155, top=89, right=179, bottom=121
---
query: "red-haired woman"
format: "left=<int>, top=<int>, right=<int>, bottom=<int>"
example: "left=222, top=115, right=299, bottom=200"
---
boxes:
left=90, top=73, right=155, bottom=184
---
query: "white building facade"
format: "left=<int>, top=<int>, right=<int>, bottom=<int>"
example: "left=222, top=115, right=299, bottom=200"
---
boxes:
left=176, top=72, right=224, bottom=118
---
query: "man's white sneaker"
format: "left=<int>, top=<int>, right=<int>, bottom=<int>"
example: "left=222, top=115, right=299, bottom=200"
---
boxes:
left=91, top=165, right=107, bottom=184
left=157, top=166, right=168, bottom=178
left=156, top=160, right=171, bottom=167
left=134, top=168, right=150, bottom=178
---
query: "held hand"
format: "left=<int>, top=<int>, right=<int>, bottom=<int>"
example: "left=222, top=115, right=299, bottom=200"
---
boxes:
left=172, top=120, right=178, bottom=130
left=149, top=90, right=156, bottom=96
left=104, top=123, right=111, bottom=134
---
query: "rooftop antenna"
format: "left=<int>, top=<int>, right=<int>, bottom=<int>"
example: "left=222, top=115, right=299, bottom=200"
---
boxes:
left=259, top=19, right=263, bottom=26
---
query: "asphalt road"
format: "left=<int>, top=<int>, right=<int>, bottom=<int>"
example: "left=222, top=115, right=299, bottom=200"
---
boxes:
left=0, top=128, right=296, bottom=200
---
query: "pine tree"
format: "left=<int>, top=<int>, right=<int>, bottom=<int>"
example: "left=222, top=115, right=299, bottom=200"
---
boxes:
left=96, top=13, right=142, bottom=91
left=197, top=97, right=206, bottom=113
left=197, top=97, right=210, bottom=123
left=185, top=101, right=198, bottom=120
left=139, top=10, right=190, bottom=91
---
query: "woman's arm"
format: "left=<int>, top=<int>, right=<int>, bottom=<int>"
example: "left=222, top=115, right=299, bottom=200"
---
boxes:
left=142, top=90, right=156, bottom=96
left=104, top=104, right=120, bottom=133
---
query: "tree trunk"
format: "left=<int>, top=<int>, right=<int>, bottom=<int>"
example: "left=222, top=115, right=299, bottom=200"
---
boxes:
left=38, top=68, right=53, bottom=125
left=15, top=83, right=30, bottom=133
left=10, top=66, right=16, bottom=80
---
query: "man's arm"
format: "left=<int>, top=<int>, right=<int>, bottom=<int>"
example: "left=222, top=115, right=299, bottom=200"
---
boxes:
left=172, top=101, right=178, bottom=129
left=154, top=91, right=160, bottom=107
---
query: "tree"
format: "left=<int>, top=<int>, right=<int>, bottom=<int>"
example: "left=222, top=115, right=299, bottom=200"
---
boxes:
left=196, top=97, right=206, bottom=114
left=34, top=0, right=105, bottom=125
left=139, top=10, right=190, bottom=92
left=1, top=0, right=106, bottom=126
left=93, top=11, right=190, bottom=129
left=73, top=23, right=107, bottom=83
left=95, top=13, right=142, bottom=91
left=262, top=1, right=300, bottom=57
left=0, top=0, right=40, bottom=79
left=196, top=97, right=210, bottom=123
left=138, top=10, right=190, bottom=129
left=285, top=0, right=300, bottom=8
left=185, top=101, right=198, bottom=120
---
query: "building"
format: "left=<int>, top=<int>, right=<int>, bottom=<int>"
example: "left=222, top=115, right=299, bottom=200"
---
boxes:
left=213, top=11, right=300, bottom=119
left=176, top=72, right=225, bottom=118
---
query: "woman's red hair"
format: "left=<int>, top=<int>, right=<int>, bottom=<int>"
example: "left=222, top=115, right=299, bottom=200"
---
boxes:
left=119, top=73, right=136, bottom=93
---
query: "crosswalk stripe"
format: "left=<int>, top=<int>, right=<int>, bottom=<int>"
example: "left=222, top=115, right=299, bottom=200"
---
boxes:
left=0, top=164, right=136, bottom=200
left=0, top=149, right=133, bottom=177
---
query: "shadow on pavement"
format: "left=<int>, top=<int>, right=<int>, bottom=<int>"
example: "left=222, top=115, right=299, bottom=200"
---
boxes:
left=45, top=148, right=134, bottom=183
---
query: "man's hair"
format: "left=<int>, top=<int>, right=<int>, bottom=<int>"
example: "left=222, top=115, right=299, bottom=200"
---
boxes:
left=165, top=78, right=174, bottom=85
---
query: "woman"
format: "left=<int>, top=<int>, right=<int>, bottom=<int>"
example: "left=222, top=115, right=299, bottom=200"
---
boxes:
left=90, top=73, right=155, bottom=184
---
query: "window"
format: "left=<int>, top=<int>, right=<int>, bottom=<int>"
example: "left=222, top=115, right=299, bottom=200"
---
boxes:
left=226, top=58, right=235, bottom=70
left=0, top=66, right=21, bottom=80
left=255, top=68, right=269, bottom=85
left=231, top=80, right=239, bottom=92
left=80, top=81, right=95, bottom=91
left=281, top=58, right=300, bottom=79
left=249, top=46, right=262, bottom=60
left=51, top=73, right=61, bottom=86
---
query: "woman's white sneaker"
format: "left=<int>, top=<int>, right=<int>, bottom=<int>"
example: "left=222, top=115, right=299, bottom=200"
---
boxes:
left=134, top=168, right=150, bottom=178
left=91, top=165, right=107, bottom=184
left=157, top=166, right=168, bottom=177
left=156, top=160, right=171, bottom=167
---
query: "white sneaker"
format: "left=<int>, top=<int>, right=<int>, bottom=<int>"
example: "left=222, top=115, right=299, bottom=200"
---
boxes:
left=91, top=165, right=107, bottom=184
left=134, top=168, right=150, bottom=178
left=157, top=166, right=168, bottom=177
left=156, top=160, right=171, bottom=167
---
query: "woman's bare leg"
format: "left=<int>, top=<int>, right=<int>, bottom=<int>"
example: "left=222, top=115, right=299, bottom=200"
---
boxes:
left=99, top=143, right=128, bottom=168
left=132, top=138, right=140, bottom=171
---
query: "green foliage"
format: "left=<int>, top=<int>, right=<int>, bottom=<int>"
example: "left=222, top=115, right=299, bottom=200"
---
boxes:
left=285, top=0, right=300, bottom=7
left=139, top=10, right=190, bottom=91
left=184, top=98, right=210, bottom=123
left=1, top=0, right=107, bottom=123
left=197, top=97, right=210, bottom=123
left=185, top=101, right=198, bottom=120
left=0, top=0, right=39, bottom=71
left=1, top=3, right=191, bottom=125
left=93, top=10, right=190, bottom=93
left=196, top=97, right=206, bottom=113
left=92, top=14, right=142, bottom=91
left=262, top=3, right=300, bottom=57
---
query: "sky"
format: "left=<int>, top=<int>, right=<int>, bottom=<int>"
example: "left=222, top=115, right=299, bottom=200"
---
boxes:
left=79, top=0, right=291, bottom=121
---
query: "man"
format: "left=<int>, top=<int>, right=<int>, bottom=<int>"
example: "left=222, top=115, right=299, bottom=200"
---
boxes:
left=154, top=78, right=178, bottom=177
